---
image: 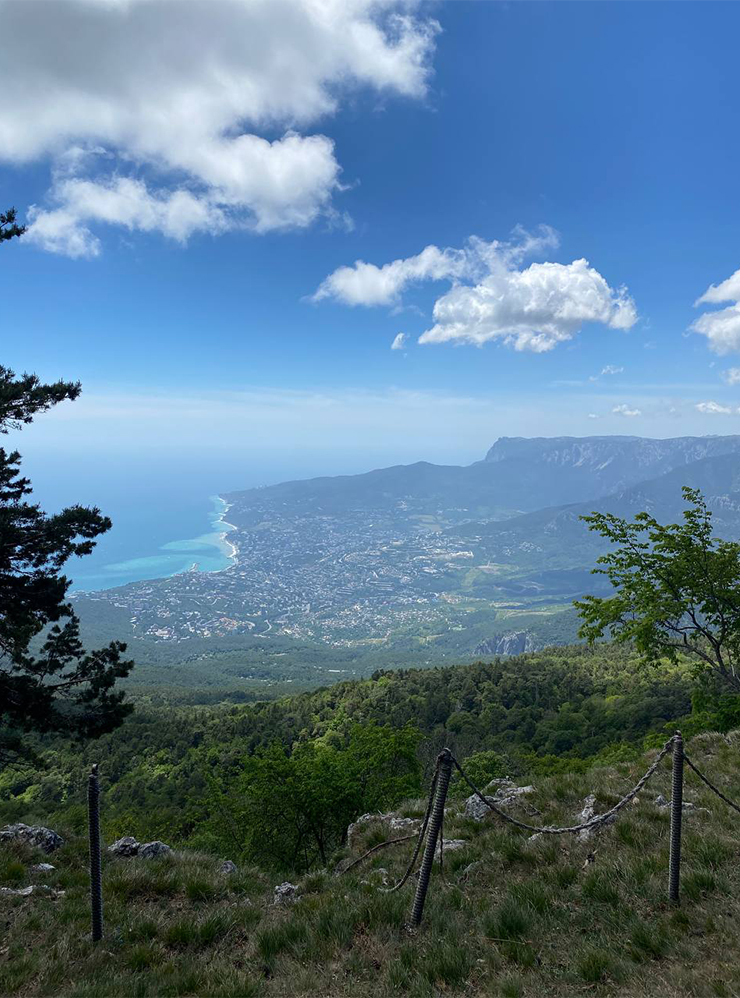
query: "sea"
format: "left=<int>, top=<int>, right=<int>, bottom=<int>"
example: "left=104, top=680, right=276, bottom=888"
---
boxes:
left=67, top=491, right=237, bottom=592
left=22, top=445, right=406, bottom=593
left=21, top=456, right=253, bottom=592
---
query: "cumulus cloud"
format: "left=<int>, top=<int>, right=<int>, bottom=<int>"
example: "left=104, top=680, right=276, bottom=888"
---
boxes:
left=692, top=267, right=740, bottom=354
left=612, top=404, right=641, bottom=417
left=723, top=368, right=740, bottom=385
left=695, top=401, right=735, bottom=415
left=314, top=243, right=471, bottom=306
left=314, top=227, right=637, bottom=353
left=391, top=332, right=407, bottom=350
left=0, top=0, right=438, bottom=255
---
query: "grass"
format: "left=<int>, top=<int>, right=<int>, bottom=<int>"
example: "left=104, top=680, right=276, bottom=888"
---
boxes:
left=3, top=730, right=740, bottom=996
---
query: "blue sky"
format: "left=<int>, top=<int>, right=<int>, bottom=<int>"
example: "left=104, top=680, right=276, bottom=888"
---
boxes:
left=3, top=0, right=740, bottom=489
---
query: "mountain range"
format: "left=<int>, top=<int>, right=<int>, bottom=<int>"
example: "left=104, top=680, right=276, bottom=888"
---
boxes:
left=74, top=435, right=740, bottom=680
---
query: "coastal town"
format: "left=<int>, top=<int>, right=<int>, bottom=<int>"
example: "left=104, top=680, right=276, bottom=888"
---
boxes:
left=75, top=493, right=493, bottom=646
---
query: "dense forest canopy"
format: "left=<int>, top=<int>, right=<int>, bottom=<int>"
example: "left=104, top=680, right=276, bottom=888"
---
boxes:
left=3, top=641, right=727, bottom=871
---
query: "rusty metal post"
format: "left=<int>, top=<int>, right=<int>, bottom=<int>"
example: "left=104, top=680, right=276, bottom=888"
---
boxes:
left=409, top=748, right=453, bottom=927
left=668, top=732, right=683, bottom=905
left=88, top=764, right=103, bottom=942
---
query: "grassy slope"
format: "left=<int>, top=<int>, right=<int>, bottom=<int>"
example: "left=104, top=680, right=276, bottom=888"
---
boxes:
left=3, top=730, right=740, bottom=997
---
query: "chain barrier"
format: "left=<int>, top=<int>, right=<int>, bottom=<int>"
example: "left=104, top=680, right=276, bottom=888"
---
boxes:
left=451, top=736, right=677, bottom=835
left=378, top=756, right=440, bottom=893
left=684, top=752, right=740, bottom=815
left=345, top=736, right=677, bottom=886
left=339, top=730, right=740, bottom=924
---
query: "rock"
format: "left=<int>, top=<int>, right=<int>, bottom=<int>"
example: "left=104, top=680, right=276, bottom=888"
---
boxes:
left=389, top=816, right=420, bottom=835
left=108, top=836, right=140, bottom=857
left=475, top=631, right=536, bottom=657
left=653, top=795, right=709, bottom=813
left=463, top=782, right=535, bottom=822
left=436, top=838, right=467, bottom=857
left=0, top=823, right=64, bottom=854
left=273, top=882, right=299, bottom=905
left=219, top=860, right=238, bottom=875
left=0, top=885, right=65, bottom=898
left=139, top=841, right=172, bottom=859
left=30, top=863, right=55, bottom=873
left=346, top=813, right=377, bottom=849
left=346, top=811, right=420, bottom=848
left=577, top=794, right=616, bottom=843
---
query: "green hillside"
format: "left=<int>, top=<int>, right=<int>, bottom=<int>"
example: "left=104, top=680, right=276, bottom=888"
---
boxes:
left=0, top=643, right=715, bottom=866
left=4, top=728, right=740, bottom=997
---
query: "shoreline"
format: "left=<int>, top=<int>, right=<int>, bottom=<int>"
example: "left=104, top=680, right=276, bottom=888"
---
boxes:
left=211, top=495, right=239, bottom=566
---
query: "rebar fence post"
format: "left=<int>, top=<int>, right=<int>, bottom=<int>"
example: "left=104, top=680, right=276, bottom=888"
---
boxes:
left=668, top=732, right=684, bottom=905
left=88, top=764, right=103, bottom=942
left=409, top=748, right=453, bottom=928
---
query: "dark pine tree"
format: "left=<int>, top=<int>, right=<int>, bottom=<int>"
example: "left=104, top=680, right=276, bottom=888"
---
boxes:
left=1, top=210, right=133, bottom=766
left=0, top=207, right=26, bottom=244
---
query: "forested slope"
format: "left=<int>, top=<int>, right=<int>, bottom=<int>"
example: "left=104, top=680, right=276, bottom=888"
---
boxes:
left=0, top=643, right=706, bottom=858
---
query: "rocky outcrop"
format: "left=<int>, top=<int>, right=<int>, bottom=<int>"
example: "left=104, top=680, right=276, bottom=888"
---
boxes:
left=139, top=840, right=172, bottom=859
left=108, top=836, right=140, bottom=857
left=464, top=779, right=534, bottom=821
left=346, top=812, right=420, bottom=849
left=107, top=836, right=172, bottom=858
left=273, top=882, right=299, bottom=905
left=0, top=823, right=64, bottom=853
left=577, top=794, right=616, bottom=842
left=474, top=632, right=536, bottom=657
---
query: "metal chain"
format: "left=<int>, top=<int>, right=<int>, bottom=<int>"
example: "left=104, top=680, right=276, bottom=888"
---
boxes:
left=684, top=752, right=740, bottom=815
left=451, top=736, right=676, bottom=835
left=338, top=833, right=417, bottom=876
left=378, top=758, right=440, bottom=893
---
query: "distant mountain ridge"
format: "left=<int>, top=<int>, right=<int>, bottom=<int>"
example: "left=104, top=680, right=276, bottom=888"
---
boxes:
left=225, top=434, right=740, bottom=524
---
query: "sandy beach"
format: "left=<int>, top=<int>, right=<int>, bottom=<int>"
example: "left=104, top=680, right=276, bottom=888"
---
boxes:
left=212, top=496, right=239, bottom=564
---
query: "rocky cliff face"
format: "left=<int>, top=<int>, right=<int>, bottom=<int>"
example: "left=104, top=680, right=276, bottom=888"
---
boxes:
left=474, top=631, right=537, bottom=657
left=485, top=435, right=740, bottom=470
left=482, top=435, right=740, bottom=501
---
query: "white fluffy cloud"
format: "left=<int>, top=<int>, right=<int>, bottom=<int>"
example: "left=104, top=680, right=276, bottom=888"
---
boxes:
left=314, top=243, right=471, bottom=306
left=0, top=0, right=438, bottom=255
left=613, top=404, right=641, bottom=417
left=723, top=368, right=740, bottom=385
left=391, top=332, right=407, bottom=350
left=692, top=267, right=740, bottom=354
left=695, top=400, right=736, bottom=415
left=315, top=227, right=637, bottom=353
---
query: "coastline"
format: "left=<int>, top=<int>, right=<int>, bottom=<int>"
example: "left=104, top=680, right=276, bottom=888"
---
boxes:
left=211, top=495, right=239, bottom=565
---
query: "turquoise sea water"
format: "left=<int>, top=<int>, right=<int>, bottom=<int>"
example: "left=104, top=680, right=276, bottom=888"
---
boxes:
left=68, top=493, right=236, bottom=592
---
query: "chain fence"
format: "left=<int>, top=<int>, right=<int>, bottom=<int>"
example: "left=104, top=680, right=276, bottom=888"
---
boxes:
left=80, top=730, right=740, bottom=939
left=340, top=730, right=740, bottom=927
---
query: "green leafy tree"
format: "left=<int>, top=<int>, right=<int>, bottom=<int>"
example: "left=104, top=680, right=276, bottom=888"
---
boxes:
left=575, top=487, right=740, bottom=692
left=202, top=723, right=422, bottom=871
left=1, top=213, right=133, bottom=766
